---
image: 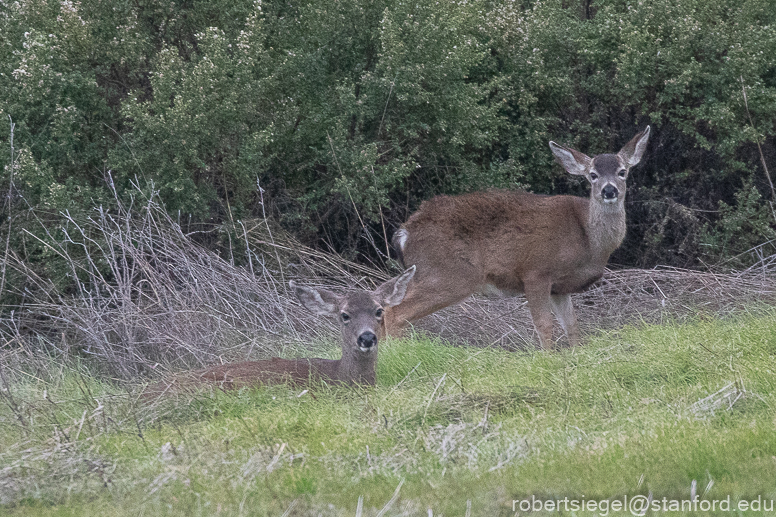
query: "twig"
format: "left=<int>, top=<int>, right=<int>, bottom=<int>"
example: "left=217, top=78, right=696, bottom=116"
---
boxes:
left=256, top=176, right=285, bottom=290
left=238, top=220, right=254, bottom=277
left=280, top=499, right=298, bottom=517
left=422, top=373, right=447, bottom=424
left=373, top=166, right=391, bottom=260
left=355, top=495, right=364, bottom=517
left=740, top=76, right=776, bottom=212
left=375, top=478, right=404, bottom=517
left=266, top=442, right=286, bottom=472
left=1, top=115, right=16, bottom=300
left=327, top=133, right=388, bottom=264
left=387, top=361, right=421, bottom=397
left=0, top=362, right=29, bottom=435
left=377, top=74, right=398, bottom=139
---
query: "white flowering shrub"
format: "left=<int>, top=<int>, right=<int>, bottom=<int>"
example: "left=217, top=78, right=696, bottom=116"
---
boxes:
left=1, top=0, right=775, bottom=278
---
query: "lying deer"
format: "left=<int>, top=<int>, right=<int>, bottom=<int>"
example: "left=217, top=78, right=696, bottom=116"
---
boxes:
left=385, top=127, right=650, bottom=349
left=142, top=266, right=415, bottom=399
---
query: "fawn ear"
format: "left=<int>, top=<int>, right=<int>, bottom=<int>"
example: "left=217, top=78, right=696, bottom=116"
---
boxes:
left=618, top=126, right=650, bottom=167
left=549, top=141, right=592, bottom=176
left=374, top=266, right=416, bottom=307
left=290, top=280, right=339, bottom=317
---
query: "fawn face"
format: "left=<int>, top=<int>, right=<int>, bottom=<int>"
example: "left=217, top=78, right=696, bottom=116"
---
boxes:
left=290, top=266, right=416, bottom=357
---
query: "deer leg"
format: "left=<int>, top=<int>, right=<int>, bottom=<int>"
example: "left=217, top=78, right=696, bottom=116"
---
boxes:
left=381, top=305, right=406, bottom=338
left=524, top=280, right=554, bottom=350
left=551, top=294, right=580, bottom=347
left=382, top=274, right=476, bottom=338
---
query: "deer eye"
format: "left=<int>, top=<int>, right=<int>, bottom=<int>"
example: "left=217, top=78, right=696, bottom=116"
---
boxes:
left=341, top=313, right=350, bottom=323
left=589, top=172, right=598, bottom=181
left=375, top=308, right=384, bottom=318
left=618, top=169, right=627, bottom=178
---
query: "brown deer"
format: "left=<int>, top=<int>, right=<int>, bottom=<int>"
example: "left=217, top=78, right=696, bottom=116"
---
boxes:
left=385, top=127, right=650, bottom=349
left=142, top=267, right=415, bottom=399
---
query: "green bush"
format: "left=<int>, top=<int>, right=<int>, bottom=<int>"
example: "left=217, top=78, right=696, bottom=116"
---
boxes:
left=2, top=0, right=776, bottom=277
left=701, top=180, right=776, bottom=265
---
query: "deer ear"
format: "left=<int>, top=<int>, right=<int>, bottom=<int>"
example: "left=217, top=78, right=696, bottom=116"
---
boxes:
left=374, top=266, right=416, bottom=307
left=549, top=141, right=592, bottom=176
left=290, top=280, right=339, bottom=317
left=618, top=126, right=650, bottom=167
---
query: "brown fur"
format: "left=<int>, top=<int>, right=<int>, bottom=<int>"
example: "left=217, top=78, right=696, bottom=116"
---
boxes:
left=385, top=128, right=650, bottom=349
left=142, top=267, right=415, bottom=401
left=141, top=357, right=362, bottom=400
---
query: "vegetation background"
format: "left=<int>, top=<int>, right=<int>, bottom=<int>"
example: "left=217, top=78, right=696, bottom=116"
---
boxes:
left=2, top=0, right=776, bottom=289
left=2, top=1, right=776, bottom=513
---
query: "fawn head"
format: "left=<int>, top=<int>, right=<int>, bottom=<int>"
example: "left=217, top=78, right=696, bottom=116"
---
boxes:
left=549, top=127, right=650, bottom=208
left=289, top=266, right=416, bottom=356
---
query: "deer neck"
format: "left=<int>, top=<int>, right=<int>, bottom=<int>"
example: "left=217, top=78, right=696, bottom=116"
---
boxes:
left=332, top=350, right=377, bottom=386
left=587, top=198, right=627, bottom=259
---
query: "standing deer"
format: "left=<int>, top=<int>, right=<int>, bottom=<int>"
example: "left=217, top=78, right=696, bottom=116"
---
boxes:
left=143, top=267, right=415, bottom=399
left=385, top=127, right=650, bottom=349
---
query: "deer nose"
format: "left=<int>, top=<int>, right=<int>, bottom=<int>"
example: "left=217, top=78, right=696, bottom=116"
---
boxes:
left=602, top=184, right=618, bottom=201
left=357, top=332, right=377, bottom=350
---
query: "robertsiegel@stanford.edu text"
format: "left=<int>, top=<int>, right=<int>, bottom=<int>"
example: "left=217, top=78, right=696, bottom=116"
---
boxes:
left=512, top=495, right=773, bottom=515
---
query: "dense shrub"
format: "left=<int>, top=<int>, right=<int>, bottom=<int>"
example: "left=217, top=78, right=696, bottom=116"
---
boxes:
left=2, top=0, right=775, bottom=279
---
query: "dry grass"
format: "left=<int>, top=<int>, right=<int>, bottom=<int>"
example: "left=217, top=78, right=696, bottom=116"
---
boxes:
left=0, top=187, right=365, bottom=381
left=1, top=184, right=775, bottom=383
left=417, top=262, right=776, bottom=349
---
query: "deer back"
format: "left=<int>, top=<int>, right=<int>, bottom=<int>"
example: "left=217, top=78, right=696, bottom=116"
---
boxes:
left=396, top=191, right=599, bottom=294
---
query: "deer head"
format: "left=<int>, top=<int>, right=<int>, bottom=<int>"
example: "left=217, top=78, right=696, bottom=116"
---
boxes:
left=289, top=266, right=416, bottom=361
left=549, top=126, right=651, bottom=209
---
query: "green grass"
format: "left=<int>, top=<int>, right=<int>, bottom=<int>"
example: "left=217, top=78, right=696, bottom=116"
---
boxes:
left=2, top=308, right=776, bottom=515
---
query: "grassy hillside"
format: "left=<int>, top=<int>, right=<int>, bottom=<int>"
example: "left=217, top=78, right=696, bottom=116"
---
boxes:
left=2, top=308, right=776, bottom=515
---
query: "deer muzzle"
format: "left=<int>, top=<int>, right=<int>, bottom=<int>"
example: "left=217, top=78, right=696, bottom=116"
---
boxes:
left=601, top=184, right=619, bottom=203
left=357, top=331, right=377, bottom=352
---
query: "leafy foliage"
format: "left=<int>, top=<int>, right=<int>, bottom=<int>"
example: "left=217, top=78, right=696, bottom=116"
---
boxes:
left=701, top=181, right=776, bottom=263
left=2, top=0, right=776, bottom=272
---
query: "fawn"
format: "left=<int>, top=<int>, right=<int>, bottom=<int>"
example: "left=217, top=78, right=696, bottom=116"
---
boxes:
left=142, top=267, right=415, bottom=399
